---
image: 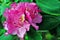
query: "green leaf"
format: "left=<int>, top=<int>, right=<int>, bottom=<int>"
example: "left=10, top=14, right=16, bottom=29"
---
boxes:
left=39, top=14, right=60, bottom=30
left=0, top=29, right=6, bottom=35
left=45, top=33, right=54, bottom=40
left=0, top=34, right=14, bottom=40
left=14, top=0, right=33, bottom=2
left=1, top=16, right=6, bottom=23
left=27, top=27, right=42, bottom=40
left=0, top=16, right=4, bottom=28
left=25, top=34, right=29, bottom=40
left=14, top=0, right=19, bottom=3
left=36, top=0, right=60, bottom=16
left=4, top=0, right=10, bottom=4
left=0, top=5, right=6, bottom=16
left=0, top=34, right=19, bottom=40
left=20, top=0, right=33, bottom=2
left=57, top=25, right=60, bottom=37
left=0, top=2, right=11, bottom=16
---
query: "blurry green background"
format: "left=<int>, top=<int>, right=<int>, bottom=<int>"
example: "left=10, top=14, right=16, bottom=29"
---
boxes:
left=0, top=0, right=60, bottom=40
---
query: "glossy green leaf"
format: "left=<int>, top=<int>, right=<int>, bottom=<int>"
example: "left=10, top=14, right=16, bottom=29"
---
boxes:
left=0, top=2, right=11, bottom=16
left=27, top=27, right=42, bottom=40
left=14, top=0, right=33, bottom=2
left=20, top=0, right=33, bottom=2
left=0, top=34, right=19, bottom=40
left=1, top=16, right=6, bottom=24
left=0, top=29, right=6, bottom=35
left=36, top=0, right=60, bottom=16
left=0, top=16, right=3, bottom=28
left=0, top=0, right=10, bottom=3
left=14, top=0, right=19, bottom=3
left=0, top=5, right=6, bottom=16
left=39, top=14, right=60, bottom=30
left=0, top=34, right=14, bottom=40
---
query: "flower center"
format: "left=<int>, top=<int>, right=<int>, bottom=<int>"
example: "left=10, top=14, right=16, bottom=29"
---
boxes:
left=19, top=14, right=25, bottom=22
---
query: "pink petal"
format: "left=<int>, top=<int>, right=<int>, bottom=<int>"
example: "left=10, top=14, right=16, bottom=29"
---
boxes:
left=17, top=27, right=26, bottom=38
left=3, top=21, right=8, bottom=30
left=25, top=11, right=32, bottom=23
left=10, top=2, right=17, bottom=8
left=5, top=32, right=9, bottom=36
left=23, top=21, right=30, bottom=31
left=16, top=2, right=25, bottom=12
left=20, top=38, right=24, bottom=40
left=30, top=3, right=36, bottom=5
left=32, top=14, right=42, bottom=23
left=7, top=21, right=17, bottom=34
left=4, top=8, right=9, bottom=18
left=8, top=26, right=16, bottom=34
left=12, top=29, right=17, bottom=35
left=31, top=23, right=39, bottom=30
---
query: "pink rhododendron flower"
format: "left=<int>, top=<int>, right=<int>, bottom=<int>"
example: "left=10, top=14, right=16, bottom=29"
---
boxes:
left=3, top=2, right=42, bottom=40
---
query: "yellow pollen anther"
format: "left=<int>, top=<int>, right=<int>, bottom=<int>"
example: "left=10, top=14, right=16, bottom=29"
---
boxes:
left=19, top=14, right=25, bottom=22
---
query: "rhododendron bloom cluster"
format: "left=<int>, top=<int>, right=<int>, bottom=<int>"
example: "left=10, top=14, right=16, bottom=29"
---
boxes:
left=3, top=2, right=42, bottom=39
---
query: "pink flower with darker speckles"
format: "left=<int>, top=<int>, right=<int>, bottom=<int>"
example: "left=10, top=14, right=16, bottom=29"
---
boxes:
left=3, top=2, right=42, bottom=40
